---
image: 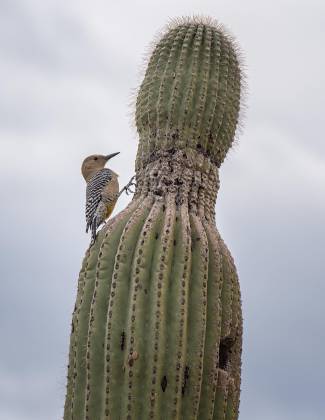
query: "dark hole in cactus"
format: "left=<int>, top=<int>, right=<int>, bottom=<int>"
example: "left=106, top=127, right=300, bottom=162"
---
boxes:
left=162, top=204, right=166, bottom=212
left=120, top=331, right=125, bottom=351
left=219, top=337, right=234, bottom=371
left=181, top=366, right=190, bottom=396
left=197, top=143, right=202, bottom=149
left=155, top=233, right=159, bottom=239
left=161, top=375, right=168, bottom=392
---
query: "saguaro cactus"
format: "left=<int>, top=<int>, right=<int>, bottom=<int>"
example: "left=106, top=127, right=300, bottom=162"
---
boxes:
left=64, top=17, right=244, bottom=420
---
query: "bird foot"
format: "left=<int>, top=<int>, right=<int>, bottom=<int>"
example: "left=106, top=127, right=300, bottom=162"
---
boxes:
left=120, top=175, right=136, bottom=197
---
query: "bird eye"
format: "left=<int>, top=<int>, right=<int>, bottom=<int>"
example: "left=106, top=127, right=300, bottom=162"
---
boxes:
left=94, top=157, right=98, bottom=160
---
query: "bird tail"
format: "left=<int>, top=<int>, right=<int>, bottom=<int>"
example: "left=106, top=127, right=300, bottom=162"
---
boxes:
left=90, top=217, right=98, bottom=245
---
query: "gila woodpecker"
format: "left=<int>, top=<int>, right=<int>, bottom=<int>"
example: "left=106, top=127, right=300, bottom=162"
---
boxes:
left=81, top=152, right=120, bottom=244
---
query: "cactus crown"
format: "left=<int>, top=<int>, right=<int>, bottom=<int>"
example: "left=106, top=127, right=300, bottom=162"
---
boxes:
left=135, top=17, right=243, bottom=171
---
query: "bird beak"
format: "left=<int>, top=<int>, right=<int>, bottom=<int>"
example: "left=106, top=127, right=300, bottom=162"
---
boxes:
left=105, top=152, right=120, bottom=161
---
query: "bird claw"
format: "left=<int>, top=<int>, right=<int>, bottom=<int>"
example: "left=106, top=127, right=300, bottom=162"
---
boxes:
left=122, top=176, right=136, bottom=196
left=125, top=185, right=135, bottom=195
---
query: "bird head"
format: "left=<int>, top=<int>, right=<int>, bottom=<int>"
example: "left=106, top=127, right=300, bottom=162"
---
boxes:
left=81, top=152, right=120, bottom=181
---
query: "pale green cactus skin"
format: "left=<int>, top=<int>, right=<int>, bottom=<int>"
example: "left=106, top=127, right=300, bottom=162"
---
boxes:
left=64, top=18, right=244, bottom=420
left=135, top=19, right=241, bottom=171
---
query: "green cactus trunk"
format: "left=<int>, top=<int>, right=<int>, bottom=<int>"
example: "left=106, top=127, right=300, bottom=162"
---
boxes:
left=64, top=17, right=244, bottom=420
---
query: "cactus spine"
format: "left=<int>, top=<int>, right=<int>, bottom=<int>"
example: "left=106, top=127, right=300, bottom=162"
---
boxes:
left=64, top=17, right=244, bottom=420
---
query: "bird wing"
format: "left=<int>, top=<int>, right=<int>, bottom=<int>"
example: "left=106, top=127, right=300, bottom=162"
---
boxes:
left=85, top=169, right=113, bottom=233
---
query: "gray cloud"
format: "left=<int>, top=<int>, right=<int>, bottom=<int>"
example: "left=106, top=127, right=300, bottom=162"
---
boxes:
left=1, top=1, right=324, bottom=419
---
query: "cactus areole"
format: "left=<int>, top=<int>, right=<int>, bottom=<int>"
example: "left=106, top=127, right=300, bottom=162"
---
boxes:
left=64, top=17, right=244, bottom=420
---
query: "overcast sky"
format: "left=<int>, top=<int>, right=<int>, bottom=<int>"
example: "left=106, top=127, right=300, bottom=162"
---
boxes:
left=0, top=1, right=324, bottom=419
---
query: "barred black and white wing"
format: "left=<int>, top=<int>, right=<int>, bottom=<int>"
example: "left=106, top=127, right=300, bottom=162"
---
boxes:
left=85, top=169, right=112, bottom=234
